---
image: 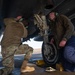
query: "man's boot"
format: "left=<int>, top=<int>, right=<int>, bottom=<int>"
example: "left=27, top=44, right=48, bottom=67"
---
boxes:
left=21, top=60, right=35, bottom=73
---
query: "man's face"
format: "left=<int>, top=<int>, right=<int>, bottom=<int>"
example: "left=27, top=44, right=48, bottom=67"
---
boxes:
left=49, top=12, right=55, bottom=21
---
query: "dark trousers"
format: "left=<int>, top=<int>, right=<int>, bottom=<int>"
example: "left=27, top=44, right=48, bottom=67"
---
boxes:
left=60, top=36, right=75, bottom=72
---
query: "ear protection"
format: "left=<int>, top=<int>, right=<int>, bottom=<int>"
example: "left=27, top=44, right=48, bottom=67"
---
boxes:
left=55, top=12, right=59, bottom=16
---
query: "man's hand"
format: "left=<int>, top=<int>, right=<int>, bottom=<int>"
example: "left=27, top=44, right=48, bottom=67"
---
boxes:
left=59, top=40, right=67, bottom=47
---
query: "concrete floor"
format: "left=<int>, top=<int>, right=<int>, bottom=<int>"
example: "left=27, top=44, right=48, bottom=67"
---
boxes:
left=0, top=49, right=75, bottom=75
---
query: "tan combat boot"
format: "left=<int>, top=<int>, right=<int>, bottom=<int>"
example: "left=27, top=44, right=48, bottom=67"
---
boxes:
left=21, top=66, right=35, bottom=73
left=21, top=60, right=35, bottom=73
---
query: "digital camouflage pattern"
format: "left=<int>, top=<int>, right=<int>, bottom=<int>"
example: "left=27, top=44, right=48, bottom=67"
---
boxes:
left=1, top=44, right=33, bottom=75
left=0, top=18, right=33, bottom=75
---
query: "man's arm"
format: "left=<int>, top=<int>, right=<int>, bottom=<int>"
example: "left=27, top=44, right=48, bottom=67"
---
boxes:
left=61, top=15, right=74, bottom=41
left=59, top=15, right=74, bottom=47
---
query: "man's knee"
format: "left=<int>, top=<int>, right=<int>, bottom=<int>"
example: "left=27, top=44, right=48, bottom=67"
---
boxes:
left=28, top=47, right=33, bottom=53
left=22, top=44, right=33, bottom=52
left=64, top=46, right=75, bottom=63
left=23, top=45, right=33, bottom=60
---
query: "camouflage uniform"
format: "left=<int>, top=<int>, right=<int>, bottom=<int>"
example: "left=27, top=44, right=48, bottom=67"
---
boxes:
left=0, top=18, right=33, bottom=75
